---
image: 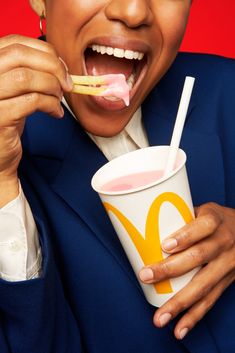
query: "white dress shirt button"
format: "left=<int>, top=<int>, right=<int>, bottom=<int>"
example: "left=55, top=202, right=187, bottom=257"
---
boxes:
left=0, top=182, right=41, bottom=281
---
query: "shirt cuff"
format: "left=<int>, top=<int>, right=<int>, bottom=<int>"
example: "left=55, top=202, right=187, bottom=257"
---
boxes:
left=0, top=181, right=41, bottom=281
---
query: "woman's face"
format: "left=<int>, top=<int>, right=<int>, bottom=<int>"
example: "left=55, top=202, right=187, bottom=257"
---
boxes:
left=41, top=0, right=191, bottom=136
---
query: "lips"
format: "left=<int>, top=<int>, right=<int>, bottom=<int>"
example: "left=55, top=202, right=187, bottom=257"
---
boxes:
left=82, top=38, right=148, bottom=109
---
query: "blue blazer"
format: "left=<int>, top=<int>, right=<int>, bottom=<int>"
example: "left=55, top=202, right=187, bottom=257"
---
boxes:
left=1, top=53, right=235, bottom=353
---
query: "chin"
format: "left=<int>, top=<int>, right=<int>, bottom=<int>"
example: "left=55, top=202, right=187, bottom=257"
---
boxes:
left=79, top=114, right=132, bottom=137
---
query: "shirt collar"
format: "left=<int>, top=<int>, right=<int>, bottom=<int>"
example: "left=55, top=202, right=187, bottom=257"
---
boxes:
left=62, top=98, right=149, bottom=160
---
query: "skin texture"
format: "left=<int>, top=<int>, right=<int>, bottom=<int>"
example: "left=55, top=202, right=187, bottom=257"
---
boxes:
left=0, top=0, right=234, bottom=341
left=0, top=35, right=72, bottom=205
left=42, top=0, right=191, bottom=137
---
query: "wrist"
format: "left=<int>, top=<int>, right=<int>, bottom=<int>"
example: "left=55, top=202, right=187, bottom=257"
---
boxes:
left=0, top=174, right=19, bottom=208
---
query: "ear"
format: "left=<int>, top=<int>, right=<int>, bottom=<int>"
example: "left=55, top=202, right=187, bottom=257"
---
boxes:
left=29, top=0, right=46, bottom=17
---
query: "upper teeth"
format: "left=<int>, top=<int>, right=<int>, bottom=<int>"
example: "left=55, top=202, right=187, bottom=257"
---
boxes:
left=91, top=44, right=144, bottom=60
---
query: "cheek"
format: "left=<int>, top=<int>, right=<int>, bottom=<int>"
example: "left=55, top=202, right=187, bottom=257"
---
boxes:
left=143, top=3, right=190, bottom=96
left=156, top=2, right=190, bottom=51
left=46, top=0, right=105, bottom=32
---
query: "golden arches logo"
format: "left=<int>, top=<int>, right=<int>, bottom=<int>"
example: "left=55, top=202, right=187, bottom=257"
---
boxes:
left=103, top=192, right=193, bottom=294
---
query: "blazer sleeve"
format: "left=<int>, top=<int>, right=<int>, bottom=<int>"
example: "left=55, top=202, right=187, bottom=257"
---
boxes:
left=0, top=213, right=84, bottom=353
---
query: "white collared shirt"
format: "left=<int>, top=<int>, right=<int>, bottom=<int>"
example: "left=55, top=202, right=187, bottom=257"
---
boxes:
left=0, top=105, right=149, bottom=281
left=62, top=99, right=149, bottom=159
left=87, top=108, right=148, bottom=159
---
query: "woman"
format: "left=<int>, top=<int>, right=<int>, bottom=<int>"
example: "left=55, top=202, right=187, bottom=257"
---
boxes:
left=0, top=0, right=234, bottom=352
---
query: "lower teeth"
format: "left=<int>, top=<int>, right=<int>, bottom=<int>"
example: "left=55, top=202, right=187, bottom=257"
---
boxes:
left=127, top=73, right=135, bottom=90
left=103, top=96, right=120, bottom=102
left=100, top=72, right=136, bottom=103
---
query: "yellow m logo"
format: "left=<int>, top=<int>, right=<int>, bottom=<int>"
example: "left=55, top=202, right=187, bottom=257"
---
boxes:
left=103, top=192, right=193, bottom=294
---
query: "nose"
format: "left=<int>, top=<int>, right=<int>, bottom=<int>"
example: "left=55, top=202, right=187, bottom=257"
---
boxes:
left=105, top=0, right=153, bottom=28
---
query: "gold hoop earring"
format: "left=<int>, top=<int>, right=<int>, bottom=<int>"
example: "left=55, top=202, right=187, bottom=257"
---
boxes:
left=40, top=11, right=46, bottom=36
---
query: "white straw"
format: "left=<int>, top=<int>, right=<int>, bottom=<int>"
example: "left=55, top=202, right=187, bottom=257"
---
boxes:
left=164, top=76, right=195, bottom=177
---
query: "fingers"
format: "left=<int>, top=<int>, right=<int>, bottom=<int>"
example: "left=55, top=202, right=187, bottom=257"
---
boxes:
left=0, top=92, right=63, bottom=179
left=0, top=93, right=64, bottom=126
left=161, top=203, right=222, bottom=253
left=0, top=34, right=57, bottom=54
left=0, top=68, right=63, bottom=101
left=154, top=271, right=234, bottom=340
left=174, top=273, right=234, bottom=340
left=0, top=35, right=70, bottom=182
left=0, top=35, right=72, bottom=124
left=139, top=200, right=235, bottom=339
left=152, top=247, right=235, bottom=338
left=139, top=226, right=232, bottom=283
left=0, top=36, right=73, bottom=92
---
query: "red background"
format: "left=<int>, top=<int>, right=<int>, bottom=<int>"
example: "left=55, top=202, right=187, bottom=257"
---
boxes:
left=0, top=0, right=235, bottom=59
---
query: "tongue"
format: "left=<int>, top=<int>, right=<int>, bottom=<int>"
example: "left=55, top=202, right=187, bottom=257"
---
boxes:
left=85, top=51, right=134, bottom=79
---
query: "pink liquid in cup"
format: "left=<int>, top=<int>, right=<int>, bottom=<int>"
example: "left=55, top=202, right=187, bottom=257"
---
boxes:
left=101, top=170, right=165, bottom=192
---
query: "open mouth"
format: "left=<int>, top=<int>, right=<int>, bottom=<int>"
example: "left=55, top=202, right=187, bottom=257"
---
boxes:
left=83, top=43, right=147, bottom=107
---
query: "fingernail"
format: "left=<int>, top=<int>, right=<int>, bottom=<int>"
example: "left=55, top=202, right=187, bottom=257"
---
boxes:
left=139, top=268, right=154, bottom=282
left=59, top=105, right=64, bottom=117
left=159, top=313, right=172, bottom=327
left=59, top=56, right=69, bottom=72
left=162, top=238, right=177, bottom=251
left=66, top=73, right=74, bottom=90
left=179, top=327, right=189, bottom=340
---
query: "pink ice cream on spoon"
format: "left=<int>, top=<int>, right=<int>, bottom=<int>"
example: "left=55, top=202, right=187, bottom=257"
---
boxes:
left=84, top=43, right=145, bottom=107
left=97, top=74, right=130, bottom=106
left=71, top=73, right=130, bottom=106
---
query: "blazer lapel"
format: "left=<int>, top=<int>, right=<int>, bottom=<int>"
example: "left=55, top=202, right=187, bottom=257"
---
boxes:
left=51, top=122, right=220, bottom=353
left=51, top=117, right=142, bottom=291
left=142, top=78, right=225, bottom=207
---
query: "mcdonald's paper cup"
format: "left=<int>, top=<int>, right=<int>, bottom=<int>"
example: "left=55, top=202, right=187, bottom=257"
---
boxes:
left=91, top=146, right=199, bottom=307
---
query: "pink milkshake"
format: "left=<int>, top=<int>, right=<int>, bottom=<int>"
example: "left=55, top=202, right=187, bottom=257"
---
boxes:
left=101, top=170, right=165, bottom=192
